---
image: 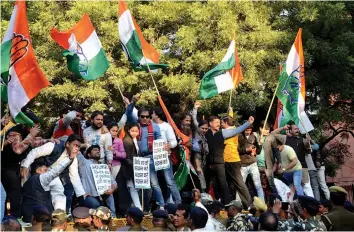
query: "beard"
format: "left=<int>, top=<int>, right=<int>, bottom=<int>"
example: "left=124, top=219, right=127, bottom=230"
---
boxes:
left=92, top=123, right=102, bottom=130
left=89, top=154, right=100, bottom=161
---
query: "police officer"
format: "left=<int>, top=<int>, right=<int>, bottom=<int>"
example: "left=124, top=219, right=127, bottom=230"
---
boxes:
left=225, top=200, right=249, bottom=231
left=27, top=205, right=51, bottom=231
left=321, top=186, right=354, bottom=231
left=150, top=209, right=169, bottom=231
left=72, top=207, right=93, bottom=231
left=116, top=207, right=146, bottom=231
left=297, top=195, right=326, bottom=231
left=89, top=206, right=111, bottom=231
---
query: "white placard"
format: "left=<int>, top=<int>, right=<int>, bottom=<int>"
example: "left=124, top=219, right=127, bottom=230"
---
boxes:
left=90, top=164, right=111, bottom=195
left=133, top=157, right=151, bottom=189
left=153, top=139, right=170, bottom=171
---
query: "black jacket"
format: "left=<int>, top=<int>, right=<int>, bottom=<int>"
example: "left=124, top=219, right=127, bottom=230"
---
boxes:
left=121, top=135, right=139, bottom=180
left=205, top=129, right=225, bottom=164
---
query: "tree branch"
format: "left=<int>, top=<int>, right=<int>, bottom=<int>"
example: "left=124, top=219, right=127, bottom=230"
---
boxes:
left=321, top=129, right=354, bottom=150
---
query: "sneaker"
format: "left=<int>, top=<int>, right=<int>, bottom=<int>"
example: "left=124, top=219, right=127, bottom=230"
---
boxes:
left=67, top=214, right=74, bottom=222
left=17, top=218, right=32, bottom=228
left=143, top=211, right=151, bottom=216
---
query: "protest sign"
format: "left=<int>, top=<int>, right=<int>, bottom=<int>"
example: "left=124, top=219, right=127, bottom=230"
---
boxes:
left=153, top=139, right=170, bottom=171
left=133, top=157, right=150, bottom=189
left=90, top=164, right=111, bottom=195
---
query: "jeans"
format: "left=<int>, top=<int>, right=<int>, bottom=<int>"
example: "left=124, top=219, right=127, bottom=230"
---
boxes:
left=225, top=162, right=251, bottom=208
left=111, top=165, right=121, bottom=181
left=309, top=170, right=320, bottom=200
left=283, top=170, right=304, bottom=196
left=149, top=157, right=181, bottom=206
left=79, top=195, right=116, bottom=216
left=127, top=180, right=142, bottom=210
left=1, top=182, right=6, bottom=221
left=64, top=183, right=74, bottom=214
left=241, top=162, right=265, bottom=202
left=317, top=166, right=330, bottom=199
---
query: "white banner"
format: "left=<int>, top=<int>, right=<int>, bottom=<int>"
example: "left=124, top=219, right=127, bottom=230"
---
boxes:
left=90, top=164, right=111, bottom=195
left=153, top=139, right=170, bottom=171
left=133, top=157, right=150, bottom=189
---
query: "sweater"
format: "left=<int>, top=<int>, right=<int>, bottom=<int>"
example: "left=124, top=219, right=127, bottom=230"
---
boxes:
left=223, top=127, right=240, bottom=163
left=112, top=137, right=126, bottom=166
left=83, top=126, right=113, bottom=163
left=238, top=133, right=261, bottom=166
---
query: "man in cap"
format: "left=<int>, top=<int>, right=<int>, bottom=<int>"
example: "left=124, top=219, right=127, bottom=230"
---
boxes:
left=165, top=203, right=177, bottom=231
left=247, top=197, right=267, bottom=230
left=188, top=207, right=209, bottom=231
left=296, top=195, right=326, bottom=231
left=225, top=200, right=249, bottom=231
left=89, top=206, right=111, bottom=231
left=321, top=186, right=354, bottom=231
left=72, top=207, right=93, bottom=231
left=318, top=199, right=331, bottom=216
left=27, top=205, right=51, bottom=231
left=150, top=209, right=169, bottom=231
left=116, top=207, right=145, bottom=231
left=51, top=209, right=68, bottom=232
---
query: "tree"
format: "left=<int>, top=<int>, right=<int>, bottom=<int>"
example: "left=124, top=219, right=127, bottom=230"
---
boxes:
left=1, top=1, right=353, bottom=176
left=270, top=1, right=354, bottom=176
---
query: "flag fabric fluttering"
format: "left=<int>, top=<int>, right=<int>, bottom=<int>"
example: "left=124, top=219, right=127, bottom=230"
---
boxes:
left=275, top=28, right=313, bottom=134
left=199, top=38, right=243, bottom=99
left=1, top=1, right=49, bottom=126
left=50, top=14, right=109, bottom=81
left=118, top=1, right=168, bottom=71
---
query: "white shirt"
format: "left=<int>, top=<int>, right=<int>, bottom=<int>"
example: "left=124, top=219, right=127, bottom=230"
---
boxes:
left=195, top=202, right=216, bottom=231
left=156, top=122, right=178, bottom=152
left=21, top=142, right=85, bottom=196
left=274, top=178, right=291, bottom=202
left=83, top=126, right=113, bottom=163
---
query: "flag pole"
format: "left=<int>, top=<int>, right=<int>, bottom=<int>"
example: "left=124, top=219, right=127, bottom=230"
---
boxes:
left=188, top=168, right=197, bottom=190
left=116, top=83, right=124, bottom=99
left=228, top=32, right=236, bottom=110
left=142, top=51, right=160, bottom=96
left=141, top=188, right=144, bottom=212
left=261, top=83, right=279, bottom=141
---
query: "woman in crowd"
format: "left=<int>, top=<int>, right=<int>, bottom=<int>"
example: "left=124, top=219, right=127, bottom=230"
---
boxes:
left=108, top=122, right=126, bottom=180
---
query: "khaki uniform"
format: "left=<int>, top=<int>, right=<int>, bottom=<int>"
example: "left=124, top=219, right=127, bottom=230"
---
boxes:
left=322, top=207, right=354, bottom=231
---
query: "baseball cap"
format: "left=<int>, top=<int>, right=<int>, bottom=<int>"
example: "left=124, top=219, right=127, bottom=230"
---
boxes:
left=225, top=200, right=243, bottom=209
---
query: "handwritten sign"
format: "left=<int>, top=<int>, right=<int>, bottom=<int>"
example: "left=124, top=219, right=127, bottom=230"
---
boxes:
left=153, top=139, right=170, bottom=171
left=133, top=157, right=150, bottom=189
left=90, top=164, right=111, bottom=195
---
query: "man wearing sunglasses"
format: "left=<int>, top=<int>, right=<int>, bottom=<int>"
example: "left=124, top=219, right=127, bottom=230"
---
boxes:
left=135, top=107, right=163, bottom=212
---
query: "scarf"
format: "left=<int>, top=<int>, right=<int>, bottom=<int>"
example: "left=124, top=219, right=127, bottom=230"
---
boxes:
left=138, top=121, right=154, bottom=152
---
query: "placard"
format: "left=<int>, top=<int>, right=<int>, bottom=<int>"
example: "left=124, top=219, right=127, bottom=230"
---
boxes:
left=153, top=139, right=170, bottom=171
left=133, top=157, right=151, bottom=189
left=90, top=164, right=111, bottom=195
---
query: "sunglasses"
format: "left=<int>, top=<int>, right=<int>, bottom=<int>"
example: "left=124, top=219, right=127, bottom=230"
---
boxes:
left=140, top=115, right=151, bottom=119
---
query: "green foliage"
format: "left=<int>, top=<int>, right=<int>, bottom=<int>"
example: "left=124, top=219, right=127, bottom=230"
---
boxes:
left=1, top=1, right=354, bottom=176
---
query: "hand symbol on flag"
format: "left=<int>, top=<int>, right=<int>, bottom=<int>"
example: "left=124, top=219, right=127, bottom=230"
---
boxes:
left=10, top=33, right=29, bottom=67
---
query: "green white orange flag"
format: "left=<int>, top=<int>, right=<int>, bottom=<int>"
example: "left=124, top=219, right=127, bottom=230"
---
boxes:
left=276, top=28, right=314, bottom=133
left=50, top=14, right=109, bottom=81
left=1, top=1, right=49, bottom=126
left=199, top=38, right=243, bottom=99
left=118, top=1, right=168, bottom=71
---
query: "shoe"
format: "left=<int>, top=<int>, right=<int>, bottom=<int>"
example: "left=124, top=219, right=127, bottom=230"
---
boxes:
left=67, top=214, right=74, bottom=222
left=143, top=211, right=151, bottom=216
left=17, top=218, right=32, bottom=228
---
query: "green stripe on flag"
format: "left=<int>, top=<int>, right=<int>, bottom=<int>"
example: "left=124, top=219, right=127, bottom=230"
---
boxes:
left=174, top=149, right=188, bottom=190
left=63, top=48, right=109, bottom=81
left=199, top=53, right=236, bottom=99
left=1, top=40, right=12, bottom=77
left=276, top=64, right=300, bottom=126
left=14, top=111, right=34, bottom=127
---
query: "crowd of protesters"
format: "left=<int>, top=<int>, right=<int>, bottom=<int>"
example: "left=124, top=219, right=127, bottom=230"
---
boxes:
left=1, top=94, right=354, bottom=231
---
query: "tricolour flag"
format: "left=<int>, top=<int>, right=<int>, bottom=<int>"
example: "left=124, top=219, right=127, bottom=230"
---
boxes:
left=50, top=14, right=109, bottom=81
left=199, top=38, right=243, bottom=99
left=118, top=1, right=168, bottom=71
left=276, top=28, right=313, bottom=133
left=1, top=1, right=49, bottom=126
